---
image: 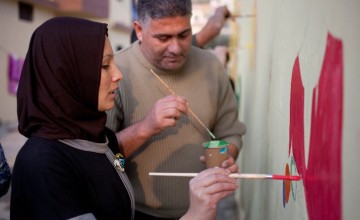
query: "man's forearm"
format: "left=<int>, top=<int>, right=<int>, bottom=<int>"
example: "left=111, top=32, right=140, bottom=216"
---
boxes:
left=115, top=121, right=154, bottom=157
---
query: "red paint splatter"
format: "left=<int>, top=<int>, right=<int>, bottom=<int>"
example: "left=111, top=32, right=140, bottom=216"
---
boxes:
left=289, top=33, right=343, bottom=220
left=283, top=157, right=299, bottom=207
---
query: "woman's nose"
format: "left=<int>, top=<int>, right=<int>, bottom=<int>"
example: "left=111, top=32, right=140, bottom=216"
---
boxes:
left=113, top=66, right=123, bottom=82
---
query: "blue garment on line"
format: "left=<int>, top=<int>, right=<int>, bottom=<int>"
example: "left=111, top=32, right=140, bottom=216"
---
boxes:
left=0, top=143, right=11, bottom=197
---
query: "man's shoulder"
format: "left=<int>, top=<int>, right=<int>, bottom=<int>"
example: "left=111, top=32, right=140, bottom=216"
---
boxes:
left=115, top=44, right=135, bottom=57
left=190, top=46, right=219, bottom=60
left=113, top=44, right=138, bottom=66
left=189, top=46, right=222, bottom=65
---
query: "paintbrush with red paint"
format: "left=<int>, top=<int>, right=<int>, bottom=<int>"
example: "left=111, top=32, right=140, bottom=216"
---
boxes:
left=149, top=172, right=301, bottom=181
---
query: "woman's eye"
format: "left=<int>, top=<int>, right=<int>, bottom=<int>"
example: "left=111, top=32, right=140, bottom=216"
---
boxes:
left=102, top=65, right=110, bottom=69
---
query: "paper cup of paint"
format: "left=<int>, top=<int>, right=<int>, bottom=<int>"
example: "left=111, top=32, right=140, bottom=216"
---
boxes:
left=202, top=140, right=229, bottom=168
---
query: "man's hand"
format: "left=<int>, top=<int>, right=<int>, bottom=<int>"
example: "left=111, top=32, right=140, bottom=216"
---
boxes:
left=142, top=95, right=188, bottom=135
left=194, top=6, right=233, bottom=48
left=115, top=95, right=188, bottom=157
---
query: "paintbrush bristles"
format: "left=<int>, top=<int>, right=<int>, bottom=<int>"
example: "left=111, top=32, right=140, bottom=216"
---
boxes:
left=149, top=69, right=216, bottom=139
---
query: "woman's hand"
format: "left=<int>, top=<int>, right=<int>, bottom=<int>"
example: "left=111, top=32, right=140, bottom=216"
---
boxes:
left=180, top=168, right=239, bottom=220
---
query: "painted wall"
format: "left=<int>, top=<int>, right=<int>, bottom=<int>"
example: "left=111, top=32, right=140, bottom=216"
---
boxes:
left=237, top=0, right=360, bottom=219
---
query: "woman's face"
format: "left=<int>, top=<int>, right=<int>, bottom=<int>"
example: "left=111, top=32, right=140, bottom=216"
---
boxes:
left=98, top=37, right=122, bottom=111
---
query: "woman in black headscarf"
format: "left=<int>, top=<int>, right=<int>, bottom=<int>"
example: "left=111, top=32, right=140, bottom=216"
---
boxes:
left=11, top=16, right=238, bottom=220
left=11, top=17, right=132, bottom=219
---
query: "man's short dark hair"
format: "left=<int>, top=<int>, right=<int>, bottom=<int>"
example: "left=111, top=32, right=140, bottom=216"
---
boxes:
left=137, top=0, right=192, bottom=24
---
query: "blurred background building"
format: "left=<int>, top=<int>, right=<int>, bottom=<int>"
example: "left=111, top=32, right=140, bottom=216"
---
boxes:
left=0, top=0, right=234, bottom=124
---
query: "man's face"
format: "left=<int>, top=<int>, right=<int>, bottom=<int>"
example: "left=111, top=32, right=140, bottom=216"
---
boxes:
left=135, top=15, right=193, bottom=71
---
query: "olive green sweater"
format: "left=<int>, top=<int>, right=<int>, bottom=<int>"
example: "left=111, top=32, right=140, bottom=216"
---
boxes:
left=106, top=41, right=245, bottom=218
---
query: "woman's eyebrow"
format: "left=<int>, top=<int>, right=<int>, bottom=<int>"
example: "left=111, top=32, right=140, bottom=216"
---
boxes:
left=102, top=53, right=114, bottom=60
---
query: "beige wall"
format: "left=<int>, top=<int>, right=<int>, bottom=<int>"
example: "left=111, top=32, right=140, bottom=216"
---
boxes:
left=0, top=0, right=55, bottom=122
left=105, top=0, right=132, bottom=52
left=0, top=0, right=131, bottom=123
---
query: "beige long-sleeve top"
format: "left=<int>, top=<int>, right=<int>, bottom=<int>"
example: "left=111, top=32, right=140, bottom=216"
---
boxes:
left=106, top=41, right=245, bottom=218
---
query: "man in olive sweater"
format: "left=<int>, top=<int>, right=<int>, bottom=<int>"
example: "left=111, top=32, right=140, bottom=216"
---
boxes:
left=106, top=0, right=246, bottom=219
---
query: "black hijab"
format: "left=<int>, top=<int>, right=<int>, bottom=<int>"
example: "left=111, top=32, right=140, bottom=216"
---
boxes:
left=17, top=17, right=108, bottom=142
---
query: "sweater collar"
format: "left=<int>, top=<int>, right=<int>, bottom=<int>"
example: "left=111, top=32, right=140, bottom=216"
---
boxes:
left=132, top=41, right=189, bottom=76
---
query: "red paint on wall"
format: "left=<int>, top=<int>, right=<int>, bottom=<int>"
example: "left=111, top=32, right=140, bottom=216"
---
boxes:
left=289, top=56, right=306, bottom=175
left=289, top=33, right=343, bottom=220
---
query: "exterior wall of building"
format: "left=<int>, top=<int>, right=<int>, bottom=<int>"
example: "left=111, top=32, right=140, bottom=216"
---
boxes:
left=0, top=0, right=55, bottom=122
left=0, top=0, right=132, bottom=123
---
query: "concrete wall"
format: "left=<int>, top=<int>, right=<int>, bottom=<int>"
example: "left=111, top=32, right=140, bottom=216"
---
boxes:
left=0, top=0, right=131, bottom=123
left=0, top=0, right=55, bottom=122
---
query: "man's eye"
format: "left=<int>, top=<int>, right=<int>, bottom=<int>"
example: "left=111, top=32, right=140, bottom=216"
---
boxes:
left=179, top=34, right=188, bottom=39
left=158, top=36, right=169, bottom=41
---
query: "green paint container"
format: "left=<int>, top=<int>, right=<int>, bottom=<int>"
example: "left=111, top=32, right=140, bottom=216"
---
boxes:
left=202, top=140, right=229, bottom=168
